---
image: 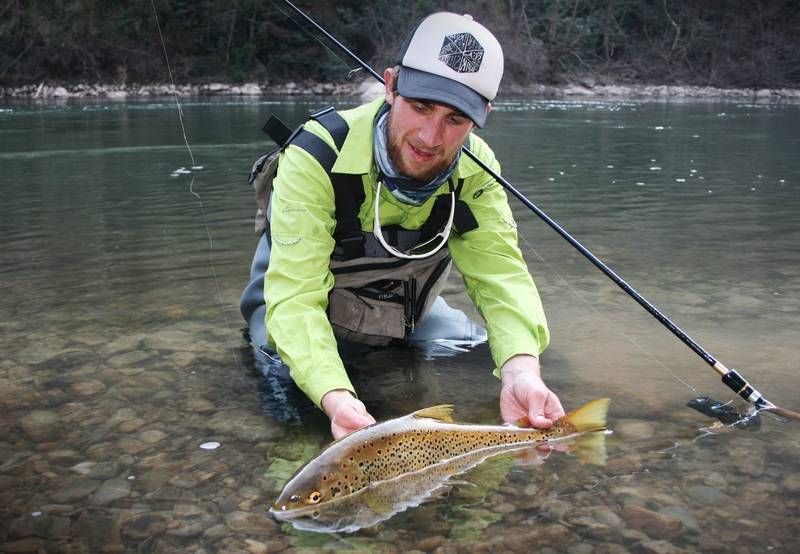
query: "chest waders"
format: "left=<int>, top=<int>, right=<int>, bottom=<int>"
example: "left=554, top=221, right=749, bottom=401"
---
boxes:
left=249, top=107, right=478, bottom=346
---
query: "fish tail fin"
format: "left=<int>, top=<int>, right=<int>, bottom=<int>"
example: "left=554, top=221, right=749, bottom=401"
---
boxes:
left=560, top=397, right=610, bottom=434
left=568, top=431, right=608, bottom=466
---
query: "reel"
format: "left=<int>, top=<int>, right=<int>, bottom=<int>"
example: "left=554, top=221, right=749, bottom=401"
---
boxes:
left=687, top=396, right=762, bottom=430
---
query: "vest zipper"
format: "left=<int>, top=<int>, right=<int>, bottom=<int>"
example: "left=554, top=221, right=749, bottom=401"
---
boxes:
left=404, top=279, right=417, bottom=335
left=346, top=287, right=404, bottom=304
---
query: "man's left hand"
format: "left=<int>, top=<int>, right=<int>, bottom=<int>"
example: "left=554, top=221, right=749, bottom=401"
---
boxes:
left=499, top=354, right=564, bottom=429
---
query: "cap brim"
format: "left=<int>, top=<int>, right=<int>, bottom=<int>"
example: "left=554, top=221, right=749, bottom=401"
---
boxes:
left=397, top=66, right=488, bottom=127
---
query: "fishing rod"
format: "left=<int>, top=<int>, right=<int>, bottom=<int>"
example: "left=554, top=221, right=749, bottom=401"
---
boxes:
left=279, top=0, right=800, bottom=423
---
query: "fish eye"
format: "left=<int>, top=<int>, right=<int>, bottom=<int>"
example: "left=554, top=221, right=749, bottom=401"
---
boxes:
left=307, top=491, right=322, bottom=504
left=289, top=494, right=300, bottom=503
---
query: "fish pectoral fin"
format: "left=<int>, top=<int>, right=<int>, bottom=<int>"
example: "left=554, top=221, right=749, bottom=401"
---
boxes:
left=363, top=489, right=394, bottom=515
left=444, top=479, right=476, bottom=488
left=567, top=431, right=608, bottom=466
left=410, top=405, right=455, bottom=422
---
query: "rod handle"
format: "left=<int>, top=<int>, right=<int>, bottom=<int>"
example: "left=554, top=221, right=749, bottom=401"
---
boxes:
left=762, top=405, right=800, bottom=422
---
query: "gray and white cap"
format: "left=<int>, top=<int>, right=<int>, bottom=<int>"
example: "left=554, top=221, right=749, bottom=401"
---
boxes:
left=395, top=12, right=504, bottom=127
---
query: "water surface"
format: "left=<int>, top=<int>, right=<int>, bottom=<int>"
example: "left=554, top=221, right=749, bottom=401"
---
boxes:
left=1, top=95, right=799, bottom=552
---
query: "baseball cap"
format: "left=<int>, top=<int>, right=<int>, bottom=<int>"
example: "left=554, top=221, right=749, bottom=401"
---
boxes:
left=395, top=12, right=504, bottom=127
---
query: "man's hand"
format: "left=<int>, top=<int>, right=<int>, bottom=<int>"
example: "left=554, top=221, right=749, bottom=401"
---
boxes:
left=321, top=389, right=376, bottom=439
left=500, top=354, right=564, bottom=429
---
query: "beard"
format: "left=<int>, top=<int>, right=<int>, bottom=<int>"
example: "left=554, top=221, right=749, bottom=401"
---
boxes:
left=386, top=118, right=459, bottom=183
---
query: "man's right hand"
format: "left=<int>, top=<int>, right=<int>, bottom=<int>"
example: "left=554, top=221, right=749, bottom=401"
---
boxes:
left=321, top=389, right=376, bottom=439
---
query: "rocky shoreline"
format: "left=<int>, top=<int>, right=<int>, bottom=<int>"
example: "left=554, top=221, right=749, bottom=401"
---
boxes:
left=3, top=80, right=800, bottom=102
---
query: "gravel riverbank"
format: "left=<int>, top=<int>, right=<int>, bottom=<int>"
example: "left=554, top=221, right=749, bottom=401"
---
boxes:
left=3, top=80, right=800, bottom=102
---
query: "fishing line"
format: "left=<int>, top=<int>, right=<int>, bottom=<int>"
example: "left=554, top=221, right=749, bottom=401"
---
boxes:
left=515, top=229, right=698, bottom=394
left=150, top=0, right=241, bottom=369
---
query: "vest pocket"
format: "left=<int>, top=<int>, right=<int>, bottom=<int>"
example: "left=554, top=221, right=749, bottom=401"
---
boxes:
left=329, top=285, right=406, bottom=345
left=327, top=249, right=453, bottom=345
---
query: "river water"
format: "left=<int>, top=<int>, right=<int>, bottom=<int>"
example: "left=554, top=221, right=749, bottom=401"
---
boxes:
left=1, top=95, right=799, bottom=553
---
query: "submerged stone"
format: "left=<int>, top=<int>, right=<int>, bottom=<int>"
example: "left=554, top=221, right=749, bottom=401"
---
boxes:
left=19, top=410, right=59, bottom=441
left=622, top=504, right=684, bottom=538
left=90, top=478, right=131, bottom=505
left=139, top=429, right=168, bottom=444
left=782, top=473, right=800, bottom=493
left=657, top=506, right=700, bottom=533
left=686, top=485, right=729, bottom=506
left=122, top=513, right=168, bottom=540
left=50, top=480, right=101, bottom=503
left=86, top=462, right=121, bottom=480
left=0, top=537, right=44, bottom=553
left=224, top=511, right=277, bottom=535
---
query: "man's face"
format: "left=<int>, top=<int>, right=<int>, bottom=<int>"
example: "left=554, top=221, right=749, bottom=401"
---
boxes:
left=384, top=88, right=475, bottom=182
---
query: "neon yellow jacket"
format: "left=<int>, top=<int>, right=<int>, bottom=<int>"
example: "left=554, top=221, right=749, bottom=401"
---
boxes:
left=264, top=97, right=549, bottom=407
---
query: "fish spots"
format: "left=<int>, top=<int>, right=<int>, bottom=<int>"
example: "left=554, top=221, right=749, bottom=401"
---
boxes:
left=299, top=427, right=555, bottom=507
left=273, top=398, right=609, bottom=526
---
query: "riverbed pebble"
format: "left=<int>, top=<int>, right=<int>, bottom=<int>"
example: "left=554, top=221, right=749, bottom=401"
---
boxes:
left=224, top=511, right=278, bottom=535
left=90, top=477, right=131, bottom=505
left=686, top=485, right=729, bottom=506
left=19, top=410, right=60, bottom=441
left=2, top=318, right=798, bottom=554
left=122, top=513, right=168, bottom=540
left=622, top=504, right=684, bottom=538
left=782, top=472, right=800, bottom=492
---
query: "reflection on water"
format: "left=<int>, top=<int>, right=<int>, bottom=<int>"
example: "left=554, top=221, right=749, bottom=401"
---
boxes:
left=1, top=96, right=799, bottom=552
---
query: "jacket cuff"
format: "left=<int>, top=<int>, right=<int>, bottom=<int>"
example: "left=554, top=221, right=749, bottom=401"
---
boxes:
left=297, top=366, right=357, bottom=408
left=490, top=338, right=542, bottom=379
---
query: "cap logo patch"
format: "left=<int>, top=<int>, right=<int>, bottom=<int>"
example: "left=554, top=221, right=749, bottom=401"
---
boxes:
left=438, top=32, right=484, bottom=73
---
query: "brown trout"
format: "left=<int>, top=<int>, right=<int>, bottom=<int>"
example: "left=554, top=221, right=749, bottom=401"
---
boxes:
left=270, top=398, right=610, bottom=532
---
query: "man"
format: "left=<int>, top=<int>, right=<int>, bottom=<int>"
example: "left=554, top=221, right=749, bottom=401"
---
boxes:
left=241, top=12, right=564, bottom=438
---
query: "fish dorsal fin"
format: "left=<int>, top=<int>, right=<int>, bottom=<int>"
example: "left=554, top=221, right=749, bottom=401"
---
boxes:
left=410, top=405, right=454, bottom=422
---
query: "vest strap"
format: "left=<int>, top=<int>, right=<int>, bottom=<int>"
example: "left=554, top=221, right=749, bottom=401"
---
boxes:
left=453, top=179, right=479, bottom=234
left=290, top=130, right=338, bottom=173
left=331, top=173, right=366, bottom=259
left=309, top=106, right=349, bottom=151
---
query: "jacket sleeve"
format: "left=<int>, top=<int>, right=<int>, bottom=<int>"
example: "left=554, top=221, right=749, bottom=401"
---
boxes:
left=264, top=139, right=355, bottom=408
left=447, top=139, right=550, bottom=377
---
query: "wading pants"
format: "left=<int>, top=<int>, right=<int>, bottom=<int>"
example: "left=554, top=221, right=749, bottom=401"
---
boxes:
left=240, top=233, right=487, bottom=422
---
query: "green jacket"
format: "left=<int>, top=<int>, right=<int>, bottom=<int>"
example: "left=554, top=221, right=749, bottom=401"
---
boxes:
left=264, top=97, right=549, bottom=407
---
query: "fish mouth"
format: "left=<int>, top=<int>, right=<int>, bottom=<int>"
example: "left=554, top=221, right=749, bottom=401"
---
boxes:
left=269, top=487, right=368, bottom=521
left=269, top=503, right=322, bottom=520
